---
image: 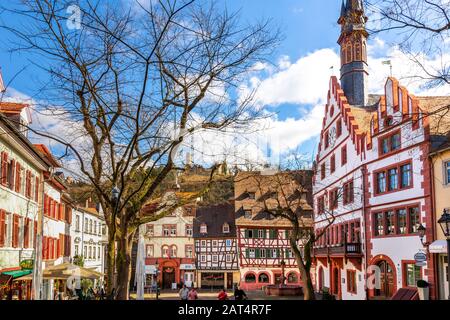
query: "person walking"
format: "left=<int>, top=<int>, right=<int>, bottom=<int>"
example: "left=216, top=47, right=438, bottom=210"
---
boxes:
left=217, top=289, right=228, bottom=301
left=188, top=287, right=198, bottom=300
left=179, top=284, right=189, bottom=301
left=234, top=285, right=248, bottom=300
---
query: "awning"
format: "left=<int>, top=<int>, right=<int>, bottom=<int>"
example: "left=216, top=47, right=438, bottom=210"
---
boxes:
left=2, top=270, right=32, bottom=279
left=429, top=240, right=448, bottom=254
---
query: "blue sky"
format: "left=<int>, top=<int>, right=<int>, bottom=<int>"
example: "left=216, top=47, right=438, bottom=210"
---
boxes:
left=0, top=1, right=447, bottom=169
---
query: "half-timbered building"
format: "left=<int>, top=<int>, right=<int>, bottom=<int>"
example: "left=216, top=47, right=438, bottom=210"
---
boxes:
left=313, top=0, right=448, bottom=300
left=194, top=202, right=239, bottom=289
left=234, top=171, right=313, bottom=291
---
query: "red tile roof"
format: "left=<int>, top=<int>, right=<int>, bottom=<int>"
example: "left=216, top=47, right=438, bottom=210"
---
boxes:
left=0, top=102, right=29, bottom=114
left=33, top=144, right=61, bottom=167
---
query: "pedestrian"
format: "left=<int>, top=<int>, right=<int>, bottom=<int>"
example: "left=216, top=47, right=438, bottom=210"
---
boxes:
left=234, top=285, right=248, bottom=300
left=188, top=287, right=198, bottom=300
left=217, top=289, right=228, bottom=301
left=179, top=284, right=189, bottom=300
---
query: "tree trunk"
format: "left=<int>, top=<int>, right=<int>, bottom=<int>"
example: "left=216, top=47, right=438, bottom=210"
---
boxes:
left=106, top=230, right=116, bottom=297
left=290, top=234, right=316, bottom=300
left=115, top=229, right=134, bottom=300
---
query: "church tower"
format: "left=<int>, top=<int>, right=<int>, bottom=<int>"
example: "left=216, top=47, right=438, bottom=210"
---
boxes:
left=338, top=0, right=369, bottom=106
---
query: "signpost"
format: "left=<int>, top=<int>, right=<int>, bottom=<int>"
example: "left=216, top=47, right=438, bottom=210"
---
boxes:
left=414, top=252, right=427, bottom=267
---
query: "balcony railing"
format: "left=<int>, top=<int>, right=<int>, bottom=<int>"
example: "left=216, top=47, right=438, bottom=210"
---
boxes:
left=313, top=242, right=362, bottom=257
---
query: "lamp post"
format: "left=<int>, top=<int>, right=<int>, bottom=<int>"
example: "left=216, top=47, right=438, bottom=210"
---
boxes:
left=437, top=209, right=450, bottom=300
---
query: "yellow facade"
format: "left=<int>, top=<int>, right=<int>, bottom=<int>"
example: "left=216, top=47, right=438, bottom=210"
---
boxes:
left=431, top=148, right=450, bottom=300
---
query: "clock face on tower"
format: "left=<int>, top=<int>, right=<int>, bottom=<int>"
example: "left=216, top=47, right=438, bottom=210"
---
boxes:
left=329, top=127, right=337, bottom=147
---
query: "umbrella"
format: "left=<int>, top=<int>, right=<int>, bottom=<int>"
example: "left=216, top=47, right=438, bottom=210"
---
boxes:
left=15, top=263, right=103, bottom=281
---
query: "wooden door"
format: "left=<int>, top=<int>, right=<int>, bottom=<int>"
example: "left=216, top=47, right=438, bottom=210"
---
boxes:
left=377, top=261, right=394, bottom=299
left=163, top=268, right=175, bottom=289
left=227, top=273, right=233, bottom=289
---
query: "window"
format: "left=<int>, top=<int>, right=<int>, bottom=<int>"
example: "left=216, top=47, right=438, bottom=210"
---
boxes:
left=146, top=225, right=154, bottom=236
left=245, top=273, right=256, bottom=283
left=84, top=218, right=88, bottom=232
left=400, top=163, right=412, bottom=188
left=226, top=254, right=232, bottom=262
left=373, top=206, right=421, bottom=237
left=185, top=245, right=193, bottom=258
left=329, top=188, right=339, bottom=210
left=404, top=263, right=422, bottom=287
left=258, top=229, right=266, bottom=239
left=445, top=161, right=450, bottom=185
left=386, top=211, right=395, bottom=235
left=212, top=255, right=218, bottom=263
left=244, top=210, right=252, bottom=219
left=343, top=180, right=354, bottom=205
left=226, top=239, right=232, bottom=247
left=212, top=240, right=218, bottom=247
left=388, top=168, right=399, bottom=191
left=93, top=246, right=96, bottom=260
left=201, top=255, right=206, bottom=262
left=247, top=248, right=256, bottom=258
left=12, top=214, right=20, bottom=248
left=84, top=245, right=87, bottom=258
left=162, top=246, right=169, bottom=257
left=222, top=223, right=230, bottom=234
left=347, top=270, right=357, bottom=294
left=330, top=105, right=334, bottom=117
left=75, top=215, right=80, bottom=232
left=201, top=240, right=206, bottom=246
left=247, top=192, right=256, bottom=200
left=75, top=245, right=79, bottom=255
left=409, top=207, right=420, bottom=234
left=170, top=245, right=177, bottom=257
left=146, top=245, right=154, bottom=257
left=341, top=145, right=347, bottom=166
left=336, top=119, right=342, bottom=137
left=317, top=195, right=326, bottom=214
left=330, top=155, right=336, bottom=174
left=287, top=272, right=298, bottom=284
left=186, top=224, right=193, bottom=237
left=88, top=246, right=92, bottom=259
left=200, top=223, right=207, bottom=234
left=321, top=163, right=326, bottom=180
left=375, top=162, right=413, bottom=195
left=379, top=131, right=401, bottom=155
left=375, top=212, right=384, bottom=236
left=324, top=131, right=329, bottom=149
left=397, top=209, right=407, bottom=234
left=163, top=225, right=177, bottom=237
left=376, top=172, right=387, bottom=194
left=98, top=246, right=100, bottom=259
left=93, top=221, right=97, bottom=235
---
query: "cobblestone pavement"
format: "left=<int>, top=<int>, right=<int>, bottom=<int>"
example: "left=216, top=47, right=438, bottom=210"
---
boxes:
left=130, top=289, right=306, bottom=300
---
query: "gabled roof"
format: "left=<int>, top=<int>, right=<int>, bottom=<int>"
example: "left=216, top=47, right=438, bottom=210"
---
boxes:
left=194, top=202, right=236, bottom=238
left=33, top=144, right=61, bottom=167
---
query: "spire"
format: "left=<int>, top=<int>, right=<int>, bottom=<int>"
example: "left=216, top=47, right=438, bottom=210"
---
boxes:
left=337, top=0, right=369, bottom=106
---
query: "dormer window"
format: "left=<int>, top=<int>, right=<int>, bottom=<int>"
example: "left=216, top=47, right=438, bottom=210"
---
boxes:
left=200, top=223, right=207, bottom=234
left=384, top=116, right=393, bottom=128
left=247, top=192, right=256, bottom=200
left=223, top=223, right=230, bottom=233
left=244, top=210, right=252, bottom=219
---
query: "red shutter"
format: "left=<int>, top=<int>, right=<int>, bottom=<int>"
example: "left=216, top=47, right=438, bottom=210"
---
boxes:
left=59, top=203, right=64, bottom=221
left=9, top=159, right=15, bottom=190
left=24, top=218, right=30, bottom=248
left=35, top=177, right=40, bottom=202
left=43, top=237, right=47, bottom=260
left=0, top=152, right=8, bottom=186
left=25, top=171, right=31, bottom=198
left=12, top=214, right=19, bottom=248
left=0, top=210, right=5, bottom=247
left=58, top=234, right=63, bottom=257
left=14, top=163, right=21, bottom=193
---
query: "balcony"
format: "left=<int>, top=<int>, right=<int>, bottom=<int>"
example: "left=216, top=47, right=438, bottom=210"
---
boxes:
left=313, top=242, right=362, bottom=257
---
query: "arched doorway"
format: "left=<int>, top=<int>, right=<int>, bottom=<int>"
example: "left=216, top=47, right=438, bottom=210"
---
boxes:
left=318, top=267, right=324, bottom=291
left=163, top=267, right=176, bottom=289
left=331, top=267, right=340, bottom=296
left=375, top=260, right=395, bottom=299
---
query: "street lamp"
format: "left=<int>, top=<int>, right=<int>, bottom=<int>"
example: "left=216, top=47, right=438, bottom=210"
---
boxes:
left=111, top=187, right=120, bottom=202
left=437, top=209, right=450, bottom=300
left=418, top=224, right=427, bottom=246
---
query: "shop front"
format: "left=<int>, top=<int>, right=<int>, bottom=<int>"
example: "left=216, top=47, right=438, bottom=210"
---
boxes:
left=430, top=240, right=449, bottom=300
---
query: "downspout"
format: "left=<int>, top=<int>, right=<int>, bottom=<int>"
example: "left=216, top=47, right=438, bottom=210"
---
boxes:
left=361, top=166, right=370, bottom=301
left=429, top=156, right=439, bottom=299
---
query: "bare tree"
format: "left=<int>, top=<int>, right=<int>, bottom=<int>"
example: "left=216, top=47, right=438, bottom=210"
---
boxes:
left=1, top=0, right=279, bottom=299
left=241, top=170, right=341, bottom=301
left=365, top=0, right=450, bottom=89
